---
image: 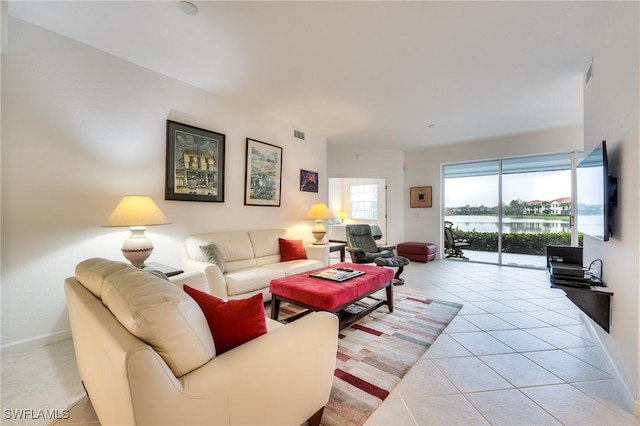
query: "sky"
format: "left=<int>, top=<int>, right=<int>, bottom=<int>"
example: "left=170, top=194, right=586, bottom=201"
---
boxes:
left=445, top=170, right=572, bottom=207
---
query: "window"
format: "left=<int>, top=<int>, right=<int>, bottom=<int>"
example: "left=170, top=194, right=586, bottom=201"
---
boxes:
left=443, top=152, right=574, bottom=268
left=350, top=184, right=377, bottom=219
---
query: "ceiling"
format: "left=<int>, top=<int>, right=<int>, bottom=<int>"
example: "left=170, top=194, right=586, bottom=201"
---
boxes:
left=8, top=1, right=611, bottom=150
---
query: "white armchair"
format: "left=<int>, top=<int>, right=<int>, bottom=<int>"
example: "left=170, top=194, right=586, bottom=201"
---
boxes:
left=65, top=258, right=338, bottom=426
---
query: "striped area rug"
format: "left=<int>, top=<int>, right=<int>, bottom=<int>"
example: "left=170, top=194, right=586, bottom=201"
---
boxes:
left=270, top=290, right=462, bottom=426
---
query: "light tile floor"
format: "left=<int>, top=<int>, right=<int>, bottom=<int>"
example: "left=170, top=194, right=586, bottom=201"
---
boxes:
left=366, top=259, right=638, bottom=426
left=1, top=259, right=637, bottom=425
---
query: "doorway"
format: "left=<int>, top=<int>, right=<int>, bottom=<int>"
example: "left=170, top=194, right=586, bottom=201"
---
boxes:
left=327, top=177, right=388, bottom=244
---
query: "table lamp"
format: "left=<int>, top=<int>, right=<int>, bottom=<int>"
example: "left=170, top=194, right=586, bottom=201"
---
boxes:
left=103, top=195, right=170, bottom=268
left=305, top=203, right=334, bottom=245
left=338, top=211, right=348, bottom=223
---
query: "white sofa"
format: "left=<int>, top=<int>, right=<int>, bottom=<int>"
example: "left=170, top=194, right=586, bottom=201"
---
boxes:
left=65, top=258, right=339, bottom=426
left=182, top=229, right=327, bottom=301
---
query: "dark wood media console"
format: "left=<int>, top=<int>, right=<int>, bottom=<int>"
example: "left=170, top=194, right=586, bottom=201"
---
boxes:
left=546, top=245, right=612, bottom=333
left=548, top=275, right=612, bottom=333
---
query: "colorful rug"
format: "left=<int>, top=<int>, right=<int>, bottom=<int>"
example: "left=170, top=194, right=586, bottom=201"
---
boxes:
left=268, top=290, right=462, bottom=426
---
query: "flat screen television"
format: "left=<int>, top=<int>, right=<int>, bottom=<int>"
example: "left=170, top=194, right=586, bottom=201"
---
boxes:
left=576, top=141, right=617, bottom=241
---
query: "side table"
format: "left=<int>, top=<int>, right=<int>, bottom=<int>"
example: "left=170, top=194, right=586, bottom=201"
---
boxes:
left=328, top=242, right=347, bottom=262
left=144, top=262, right=184, bottom=277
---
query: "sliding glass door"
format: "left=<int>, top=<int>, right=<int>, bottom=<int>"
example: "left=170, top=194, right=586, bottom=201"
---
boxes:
left=444, top=160, right=500, bottom=264
left=443, top=153, right=574, bottom=268
left=501, top=154, right=573, bottom=267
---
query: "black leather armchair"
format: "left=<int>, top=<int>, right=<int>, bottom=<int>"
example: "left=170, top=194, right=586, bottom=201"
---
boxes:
left=345, top=224, right=410, bottom=285
left=345, top=224, right=395, bottom=263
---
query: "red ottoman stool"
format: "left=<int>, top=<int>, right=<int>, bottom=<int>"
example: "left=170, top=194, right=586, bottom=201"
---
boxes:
left=397, top=242, right=437, bottom=263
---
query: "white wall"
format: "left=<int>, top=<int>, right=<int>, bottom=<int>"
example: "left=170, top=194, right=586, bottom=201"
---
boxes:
left=1, top=18, right=328, bottom=350
left=403, top=125, right=583, bottom=256
left=327, top=148, right=405, bottom=245
left=582, top=2, right=640, bottom=410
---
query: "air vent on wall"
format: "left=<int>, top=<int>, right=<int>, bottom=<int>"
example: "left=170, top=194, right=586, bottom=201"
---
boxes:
left=585, top=59, right=593, bottom=88
left=293, top=129, right=306, bottom=140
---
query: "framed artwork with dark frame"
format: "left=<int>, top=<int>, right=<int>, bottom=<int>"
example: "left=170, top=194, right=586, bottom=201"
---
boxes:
left=410, top=186, right=432, bottom=208
left=165, top=120, right=225, bottom=202
left=244, top=138, right=283, bottom=206
left=300, top=169, right=319, bottom=193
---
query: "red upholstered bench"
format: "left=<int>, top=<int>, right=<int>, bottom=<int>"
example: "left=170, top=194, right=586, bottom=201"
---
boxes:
left=270, top=263, right=394, bottom=329
left=397, top=242, right=437, bottom=263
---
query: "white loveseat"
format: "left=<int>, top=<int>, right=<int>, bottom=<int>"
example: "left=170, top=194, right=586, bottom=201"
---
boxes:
left=65, top=258, right=339, bottom=426
left=182, top=229, right=327, bottom=301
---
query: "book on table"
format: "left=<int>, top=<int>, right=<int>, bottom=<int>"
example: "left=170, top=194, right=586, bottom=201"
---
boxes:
left=310, top=268, right=365, bottom=282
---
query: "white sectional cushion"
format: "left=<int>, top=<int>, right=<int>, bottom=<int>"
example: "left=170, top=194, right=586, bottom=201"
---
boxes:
left=99, top=265, right=216, bottom=378
left=261, top=259, right=324, bottom=276
left=224, top=258, right=259, bottom=273
left=255, top=253, right=281, bottom=267
left=75, top=258, right=130, bottom=298
left=249, top=229, right=286, bottom=258
left=224, top=268, right=285, bottom=297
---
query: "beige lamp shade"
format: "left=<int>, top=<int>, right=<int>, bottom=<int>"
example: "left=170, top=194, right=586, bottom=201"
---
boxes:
left=103, top=196, right=170, bottom=268
left=305, top=203, right=334, bottom=245
left=103, top=195, right=170, bottom=227
left=304, top=203, right=334, bottom=220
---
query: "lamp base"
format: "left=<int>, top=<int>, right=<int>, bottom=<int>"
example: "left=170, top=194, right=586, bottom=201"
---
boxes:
left=311, top=220, right=327, bottom=245
left=121, top=226, right=153, bottom=268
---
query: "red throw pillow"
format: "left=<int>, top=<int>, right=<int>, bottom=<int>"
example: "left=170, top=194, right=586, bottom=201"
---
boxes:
left=279, top=238, right=307, bottom=261
left=183, top=285, right=267, bottom=355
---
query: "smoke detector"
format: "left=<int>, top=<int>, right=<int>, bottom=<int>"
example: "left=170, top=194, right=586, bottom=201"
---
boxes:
left=179, top=1, right=198, bottom=16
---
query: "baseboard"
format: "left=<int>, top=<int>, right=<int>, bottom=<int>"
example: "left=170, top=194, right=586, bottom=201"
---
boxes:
left=1, top=330, right=72, bottom=355
left=580, top=313, right=636, bottom=414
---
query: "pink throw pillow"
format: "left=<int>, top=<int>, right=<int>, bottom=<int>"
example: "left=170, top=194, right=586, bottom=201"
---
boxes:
left=183, top=285, right=267, bottom=355
left=279, top=238, right=307, bottom=261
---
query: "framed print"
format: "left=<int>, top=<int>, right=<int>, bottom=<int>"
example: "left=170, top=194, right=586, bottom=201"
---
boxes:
left=244, top=138, right=283, bottom=206
left=300, top=169, right=318, bottom=193
left=410, top=186, right=432, bottom=208
left=165, top=120, right=225, bottom=202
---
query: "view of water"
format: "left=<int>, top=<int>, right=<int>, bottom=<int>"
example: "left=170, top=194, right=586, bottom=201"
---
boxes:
left=446, top=215, right=570, bottom=233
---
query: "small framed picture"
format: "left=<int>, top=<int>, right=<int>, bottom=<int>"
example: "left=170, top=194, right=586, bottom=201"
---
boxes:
left=244, top=138, right=283, bottom=206
left=165, top=120, right=225, bottom=202
left=300, top=170, right=318, bottom=193
left=410, top=186, right=432, bottom=208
